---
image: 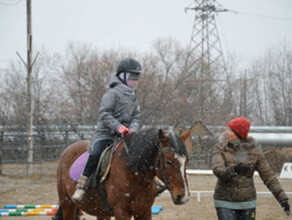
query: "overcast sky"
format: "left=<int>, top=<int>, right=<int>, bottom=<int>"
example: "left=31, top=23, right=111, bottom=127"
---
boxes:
left=1, top=0, right=292, bottom=70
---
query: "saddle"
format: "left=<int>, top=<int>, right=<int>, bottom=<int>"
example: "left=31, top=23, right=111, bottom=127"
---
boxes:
left=69, top=139, right=123, bottom=183
left=94, top=141, right=115, bottom=183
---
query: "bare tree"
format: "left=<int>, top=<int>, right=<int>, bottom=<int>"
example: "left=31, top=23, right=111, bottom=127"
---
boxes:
left=1, top=39, right=291, bottom=131
left=0, top=62, right=27, bottom=129
left=31, top=48, right=60, bottom=133
left=138, top=38, right=194, bottom=125
left=250, top=42, right=292, bottom=125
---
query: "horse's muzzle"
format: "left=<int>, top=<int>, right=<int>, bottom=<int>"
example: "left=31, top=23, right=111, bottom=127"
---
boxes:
left=172, top=193, right=190, bottom=205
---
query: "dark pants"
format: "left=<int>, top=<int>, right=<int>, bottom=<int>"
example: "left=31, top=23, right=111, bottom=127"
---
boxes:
left=216, top=208, right=256, bottom=220
left=82, top=139, right=112, bottom=177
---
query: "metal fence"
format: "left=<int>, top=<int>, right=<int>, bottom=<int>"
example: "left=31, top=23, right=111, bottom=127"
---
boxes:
left=0, top=131, right=93, bottom=164
left=1, top=127, right=290, bottom=169
left=0, top=131, right=214, bottom=170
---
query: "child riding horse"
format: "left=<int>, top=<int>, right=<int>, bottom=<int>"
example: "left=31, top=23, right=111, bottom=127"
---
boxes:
left=72, top=58, right=142, bottom=203
left=55, top=128, right=191, bottom=220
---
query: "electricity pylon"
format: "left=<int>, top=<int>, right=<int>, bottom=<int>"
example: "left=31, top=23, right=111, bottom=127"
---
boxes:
left=185, top=0, right=228, bottom=78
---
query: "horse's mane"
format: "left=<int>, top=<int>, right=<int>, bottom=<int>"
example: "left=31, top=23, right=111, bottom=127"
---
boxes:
left=122, top=127, right=187, bottom=172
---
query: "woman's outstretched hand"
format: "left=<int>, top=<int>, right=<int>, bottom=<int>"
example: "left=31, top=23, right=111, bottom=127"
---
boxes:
left=281, top=201, right=290, bottom=216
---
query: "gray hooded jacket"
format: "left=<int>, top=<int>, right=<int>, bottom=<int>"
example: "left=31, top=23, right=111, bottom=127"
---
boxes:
left=91, top=74, right=140, bottom=143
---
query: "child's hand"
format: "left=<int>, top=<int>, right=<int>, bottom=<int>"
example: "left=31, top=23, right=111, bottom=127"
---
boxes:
left=128, top=130, right=135, bottom=135
left=118, top=125, right=130, bottom=136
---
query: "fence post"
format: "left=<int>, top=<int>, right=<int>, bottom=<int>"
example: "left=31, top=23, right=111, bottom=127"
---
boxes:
left=0, top=131, right=3, bottom=175
left=65, top=128, right=69, bottom=145
left=40, top=133, right=45, bottom=161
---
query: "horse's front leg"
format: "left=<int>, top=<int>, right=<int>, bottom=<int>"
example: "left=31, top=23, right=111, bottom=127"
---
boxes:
left=113, top=205, right=132, bottom=220
left=133, top=208, right=152, bottom=220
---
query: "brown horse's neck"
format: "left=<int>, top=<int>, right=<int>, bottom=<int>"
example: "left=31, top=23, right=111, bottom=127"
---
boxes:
left=125, top=154, right=160, bottom=189
left=126, top=168, right=156, bottom=189
left=139, top=152, right=160, bottom=183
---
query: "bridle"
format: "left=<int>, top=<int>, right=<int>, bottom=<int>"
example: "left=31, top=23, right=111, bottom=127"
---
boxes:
left=153, top=145, right=178, bottom=195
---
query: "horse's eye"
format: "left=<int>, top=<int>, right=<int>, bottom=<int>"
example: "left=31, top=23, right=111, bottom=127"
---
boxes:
left=166, top=161, right=172, bottom=166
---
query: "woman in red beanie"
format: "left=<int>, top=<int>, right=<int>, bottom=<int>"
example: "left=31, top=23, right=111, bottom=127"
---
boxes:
left=212, top=117, right=290, bottom=219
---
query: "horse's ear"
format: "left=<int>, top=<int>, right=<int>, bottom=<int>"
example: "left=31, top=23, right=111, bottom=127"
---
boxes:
left=158, top=129, right=169, bottom=146
left=179, top=130, right=191, bottom=143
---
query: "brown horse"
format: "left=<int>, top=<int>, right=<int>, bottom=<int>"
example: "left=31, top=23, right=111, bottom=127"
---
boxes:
left=54, top=127, right=191, bottom=220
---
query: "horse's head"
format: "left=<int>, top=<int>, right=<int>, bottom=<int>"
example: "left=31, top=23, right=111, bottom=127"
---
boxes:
left=156, top=129, right=191, bottom=205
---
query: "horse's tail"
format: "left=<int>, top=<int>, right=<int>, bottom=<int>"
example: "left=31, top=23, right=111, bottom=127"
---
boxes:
left=52, top=205, right=81, bottom=220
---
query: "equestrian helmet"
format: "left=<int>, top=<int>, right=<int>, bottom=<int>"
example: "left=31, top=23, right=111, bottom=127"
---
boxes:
left=116, top=58, right=142, bottom=75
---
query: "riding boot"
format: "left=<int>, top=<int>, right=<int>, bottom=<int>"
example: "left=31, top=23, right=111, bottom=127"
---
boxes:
left=72, top=175, right=88, bottom=203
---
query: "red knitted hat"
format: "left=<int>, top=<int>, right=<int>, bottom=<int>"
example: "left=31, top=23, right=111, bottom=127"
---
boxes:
left=227, top=117, right=250, bottom=139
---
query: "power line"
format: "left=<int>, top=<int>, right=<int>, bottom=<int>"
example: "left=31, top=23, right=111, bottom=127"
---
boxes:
left=0, top=0, right=23, bottom=6
left=0, top=59, right=13, bottom=64
left=229, top=9, right=292, bottom=21
left=266, top=0, right=292, bottom=8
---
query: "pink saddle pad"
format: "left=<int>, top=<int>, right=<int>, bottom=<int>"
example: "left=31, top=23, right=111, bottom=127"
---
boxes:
left=69, top=151, right=90, bottom=182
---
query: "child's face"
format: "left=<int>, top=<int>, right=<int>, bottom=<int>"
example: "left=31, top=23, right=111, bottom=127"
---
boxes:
left=127, top=80, right=138, bottom=89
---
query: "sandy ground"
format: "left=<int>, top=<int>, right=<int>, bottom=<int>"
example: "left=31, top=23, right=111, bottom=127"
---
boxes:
left=0, top=161, right=292, bottom=220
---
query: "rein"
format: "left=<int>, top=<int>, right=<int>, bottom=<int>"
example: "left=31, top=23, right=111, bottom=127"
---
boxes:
left=153, top=146, right=177, bottom=195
